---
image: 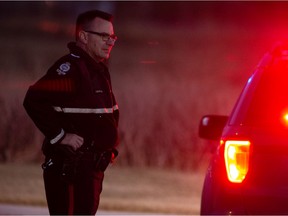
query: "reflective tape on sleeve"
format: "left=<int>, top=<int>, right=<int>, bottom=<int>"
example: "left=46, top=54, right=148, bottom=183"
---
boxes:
left=50, top=128, right=65, bottom=144
left=113, top=105, right=119, bottom=111
left=53, top=106, right=114, bottom=114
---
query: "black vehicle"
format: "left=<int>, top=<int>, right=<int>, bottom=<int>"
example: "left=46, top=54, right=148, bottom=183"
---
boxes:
left=199, top=43, right=288, bottom=215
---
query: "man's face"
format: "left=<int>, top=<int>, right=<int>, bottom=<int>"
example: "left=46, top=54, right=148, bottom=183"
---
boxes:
left=84, top=18, right=116, bottom=62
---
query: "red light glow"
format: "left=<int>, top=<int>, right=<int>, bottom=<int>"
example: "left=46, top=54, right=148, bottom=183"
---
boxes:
left=283, top=113, right=288, bottom=125
left=224, top=140, right=251, bottom=183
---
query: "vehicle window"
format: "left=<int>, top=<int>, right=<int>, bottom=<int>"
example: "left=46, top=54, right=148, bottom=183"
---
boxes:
left=244, top=59, right=288, bottom=127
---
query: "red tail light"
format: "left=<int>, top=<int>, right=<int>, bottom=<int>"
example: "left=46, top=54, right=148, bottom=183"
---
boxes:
left=223, top=140, right=251, bottom=183
left=282, top=112, right=288, bottom=126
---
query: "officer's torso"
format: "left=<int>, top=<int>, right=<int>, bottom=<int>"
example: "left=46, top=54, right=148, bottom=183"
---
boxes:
left=49, top=53, right=118, bottom=150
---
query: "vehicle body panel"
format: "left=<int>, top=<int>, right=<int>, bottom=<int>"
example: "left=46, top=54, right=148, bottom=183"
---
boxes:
left=200, top=43, right=288, bottom=214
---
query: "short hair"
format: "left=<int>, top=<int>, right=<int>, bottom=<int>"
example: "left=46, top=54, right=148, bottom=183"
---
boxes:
left=75, top=10, right=113, bottom=40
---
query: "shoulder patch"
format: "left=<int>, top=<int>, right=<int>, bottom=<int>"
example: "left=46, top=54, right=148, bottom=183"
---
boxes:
left=57, top=62, right=71, bottom=75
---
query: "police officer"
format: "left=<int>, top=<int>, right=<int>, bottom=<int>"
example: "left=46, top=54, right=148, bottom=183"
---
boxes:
left=23, top=10, right=119, bottom=215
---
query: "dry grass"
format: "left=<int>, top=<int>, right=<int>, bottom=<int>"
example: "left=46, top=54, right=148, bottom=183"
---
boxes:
left=0, top=163, right=46, bottom=206
left=0, top=163, right=206, bottom=214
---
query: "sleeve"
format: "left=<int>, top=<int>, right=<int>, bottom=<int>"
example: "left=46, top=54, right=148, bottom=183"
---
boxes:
left=112, top=92, right=119, bottom=127
left=104, top=67, right=119, bottom=127
left=23, top=60, right=77, bottom=144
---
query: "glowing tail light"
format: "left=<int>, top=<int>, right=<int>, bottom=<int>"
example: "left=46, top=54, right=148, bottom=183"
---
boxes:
left=224, top=140, right=251, bottom=183
left=282, top=113, right=288, bottom=126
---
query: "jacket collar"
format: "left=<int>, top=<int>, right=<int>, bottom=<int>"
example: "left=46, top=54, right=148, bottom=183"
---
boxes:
left=67, top=42, right=108, bottom=68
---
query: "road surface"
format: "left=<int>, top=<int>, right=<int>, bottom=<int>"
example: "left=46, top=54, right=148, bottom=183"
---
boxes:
left=0, top=204, right=158, bottom=215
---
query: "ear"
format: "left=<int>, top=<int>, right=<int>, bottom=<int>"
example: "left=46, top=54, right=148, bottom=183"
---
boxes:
left=78, top=30, right=88, bottom=44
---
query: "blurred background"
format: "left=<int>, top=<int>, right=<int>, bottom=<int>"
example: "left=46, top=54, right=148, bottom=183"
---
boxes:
left=1, top=1, right=288, bottom=213
left=1, top=1, right=288, bottom=168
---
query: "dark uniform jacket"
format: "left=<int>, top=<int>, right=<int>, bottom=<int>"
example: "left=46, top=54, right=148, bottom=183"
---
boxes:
left=24, top=42, right=119, bottom=154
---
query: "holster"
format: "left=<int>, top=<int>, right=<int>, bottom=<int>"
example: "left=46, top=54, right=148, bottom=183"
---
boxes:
left=42, top=142, right=82, bottom=183
left=61, top=154, right=79, bottom=183
left=42, top=139, right=118, bottom=183
left=94, top=149, right=118, bottom=172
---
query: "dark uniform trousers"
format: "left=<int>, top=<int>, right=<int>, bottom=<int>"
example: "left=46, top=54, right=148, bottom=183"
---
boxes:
left=43, top=155, right=104, bottom=215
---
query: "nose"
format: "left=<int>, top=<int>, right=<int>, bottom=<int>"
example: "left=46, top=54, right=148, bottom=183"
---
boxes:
left=106, top=39, right=116, bottom=46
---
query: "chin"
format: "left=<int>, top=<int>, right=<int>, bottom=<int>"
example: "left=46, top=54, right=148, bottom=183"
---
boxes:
left=103, top=55, right=110, bottom=60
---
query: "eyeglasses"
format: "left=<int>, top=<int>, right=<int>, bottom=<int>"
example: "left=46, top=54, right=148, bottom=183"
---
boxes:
left=84, top=30, right=118, bottom=42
